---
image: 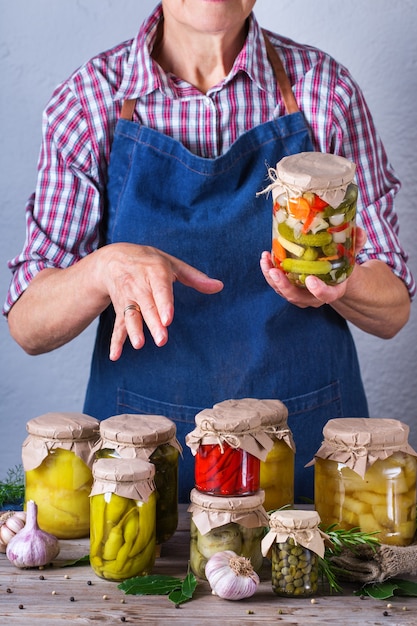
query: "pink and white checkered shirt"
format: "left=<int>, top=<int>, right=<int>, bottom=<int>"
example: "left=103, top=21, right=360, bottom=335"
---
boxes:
left=4, top=4, right=414, bottom=313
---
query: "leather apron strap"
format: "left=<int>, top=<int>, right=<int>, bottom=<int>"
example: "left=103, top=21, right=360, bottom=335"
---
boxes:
left=120, top=31, right=299, bottom=120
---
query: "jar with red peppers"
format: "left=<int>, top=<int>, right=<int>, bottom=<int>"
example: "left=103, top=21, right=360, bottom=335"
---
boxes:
left=186, top=398, right=290, bottom=497
left=263, top=151, right=358, bottom=287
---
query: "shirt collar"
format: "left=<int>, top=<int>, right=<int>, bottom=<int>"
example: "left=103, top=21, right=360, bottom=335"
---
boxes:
left=114, top=3, right=275, bottom=102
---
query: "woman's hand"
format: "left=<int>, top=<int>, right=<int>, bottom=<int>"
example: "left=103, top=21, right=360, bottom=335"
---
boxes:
left=102, top=243, right=224, bottom=360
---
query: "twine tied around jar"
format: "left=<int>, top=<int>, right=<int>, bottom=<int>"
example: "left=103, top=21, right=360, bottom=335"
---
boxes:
left=262, top=510, right=327, bottom=559
left=196, top=419, right=242, bottom=453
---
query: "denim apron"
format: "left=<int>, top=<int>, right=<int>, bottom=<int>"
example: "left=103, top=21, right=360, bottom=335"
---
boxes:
left=84, top=38, right=368, bottom=502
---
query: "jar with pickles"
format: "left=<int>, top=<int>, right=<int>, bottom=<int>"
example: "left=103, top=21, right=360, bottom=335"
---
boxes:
left=188, top=488, right=269, bottom=579
left=264, top=151, right=358, bottom=286
left=186, top=398, right=288, bottom=497
left=262, top=509, right=325, bottom=597
left=89, top=457, right=156, bottom=581
left=95, top=413, right=182, bottom=545
left=22, top=412, right=100, bottom=539
left=311, top=418, right=417, bottom=546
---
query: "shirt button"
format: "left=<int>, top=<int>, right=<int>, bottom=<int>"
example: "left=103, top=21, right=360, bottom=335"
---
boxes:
left=204, top=97, right=211, bottom=107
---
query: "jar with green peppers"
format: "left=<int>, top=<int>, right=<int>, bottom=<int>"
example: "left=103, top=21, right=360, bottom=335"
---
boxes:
left=265, top=151, right=358, bottom=287
left=186, top=398, right=289, bottom=497
left=262, top=509, right=325, bottom=597
left=23, top=412, right=100, bottom=539
left=89, top=457, right=156, bottom=581
left=95, top=413, right=181, bottom=545
left=188, top=488, right=269, bottom=579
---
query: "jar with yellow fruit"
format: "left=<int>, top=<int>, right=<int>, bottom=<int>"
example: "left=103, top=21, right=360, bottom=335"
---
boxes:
left=310, top=418, right=417, bottom=546
left=89, top=457, right=156, bottom=581
left=22, top=412, right=100, bottom=539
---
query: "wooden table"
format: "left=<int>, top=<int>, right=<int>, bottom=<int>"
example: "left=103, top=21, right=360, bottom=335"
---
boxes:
left=1, top=505, right=417, bottom=625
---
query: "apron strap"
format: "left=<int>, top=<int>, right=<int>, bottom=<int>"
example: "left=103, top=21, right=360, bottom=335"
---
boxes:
left=119, top=30, right=300, bottom=121
left=262, top=30, right=300, bottom=115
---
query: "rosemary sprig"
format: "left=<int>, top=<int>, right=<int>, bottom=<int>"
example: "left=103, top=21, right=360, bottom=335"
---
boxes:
left=0, top=464, right=25, bottom=508
left=318, top=524, right=380, bottom=593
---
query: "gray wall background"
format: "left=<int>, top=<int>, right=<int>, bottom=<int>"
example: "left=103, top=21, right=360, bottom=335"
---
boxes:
left=1, top=0, right=416, bottom=479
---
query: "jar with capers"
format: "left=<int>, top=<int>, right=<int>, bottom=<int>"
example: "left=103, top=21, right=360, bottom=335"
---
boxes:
left=262, top=509, right=325, bottom=597
left=23, top=412, right=100, bottom=539
left=95, top=413, right=182, bottom=545
left=90, top=457, right=156, bottom=581
left=188, top=488, right=269, bottom=580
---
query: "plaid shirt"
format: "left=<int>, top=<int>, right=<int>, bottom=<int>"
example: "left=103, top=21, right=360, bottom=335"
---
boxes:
left=4, top=3, right=414, bottom=313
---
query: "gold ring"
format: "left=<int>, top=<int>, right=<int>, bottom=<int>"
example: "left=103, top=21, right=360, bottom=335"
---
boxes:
left=123, top=304, right=141, bottom=316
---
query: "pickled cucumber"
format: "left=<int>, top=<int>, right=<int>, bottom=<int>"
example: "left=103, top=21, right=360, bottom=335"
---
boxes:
left=278, top=222, right=332, bottom=247
left=281, top=258, right=332, bottom=276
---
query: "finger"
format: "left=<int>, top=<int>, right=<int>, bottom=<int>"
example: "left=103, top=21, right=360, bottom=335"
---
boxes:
left=123, top=302, right=146, bottom=350
left=109, top=316, right=128, bottom=361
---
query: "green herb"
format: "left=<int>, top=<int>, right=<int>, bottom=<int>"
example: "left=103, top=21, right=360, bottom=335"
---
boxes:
left=0, top=465, right=25, bottom=508
left=118, top=570, right=198, bottom=606
left=355, top=578, right=417, bottom=599
left=58, top=555, right=90, bottom=568
left=318, top=524, right=380, bottom=594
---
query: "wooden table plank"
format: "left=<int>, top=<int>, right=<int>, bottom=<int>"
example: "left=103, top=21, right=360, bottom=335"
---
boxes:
left=1, top=505, right=417, bottom=625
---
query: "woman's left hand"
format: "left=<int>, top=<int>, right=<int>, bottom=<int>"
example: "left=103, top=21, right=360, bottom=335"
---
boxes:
left=260, top=227, right=368, bottom=308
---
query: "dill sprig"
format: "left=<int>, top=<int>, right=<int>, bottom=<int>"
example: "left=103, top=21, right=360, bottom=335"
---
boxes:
left=0, top=464, right=25, bottom=508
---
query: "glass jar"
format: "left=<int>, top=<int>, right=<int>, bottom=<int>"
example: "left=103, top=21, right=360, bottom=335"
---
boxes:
left=262, top=509, right=325, bottom=597
left=90, top=457, right=156, bottom=581
left=311, top=418, right=417, bottom=546
left=188, top=488, right=268, bottom=579
left=95, top=413, right=181, bottom=545
left=187, top=398, right=288, bottom=497
left=266, top=151, right=358, bottom=286
left=22, top=412, right=100, bottom=539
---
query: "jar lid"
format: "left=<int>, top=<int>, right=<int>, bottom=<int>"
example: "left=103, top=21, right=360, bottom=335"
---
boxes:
left=22, top=412, right=100, bottom=471
left=26, top=412, right=99, bottom=440
left=90, top=457, right=155, bottom=502
left=186, top=398, right=290, bottom=461
left=96, top=413, right=182, bottom=458
left=264, top=151, right=356, bottom=209
left=261, top=509, right=326, bottom=558
left=307, top=417, right=417, bottom=478
left=188, top=488, right=269, bottom=535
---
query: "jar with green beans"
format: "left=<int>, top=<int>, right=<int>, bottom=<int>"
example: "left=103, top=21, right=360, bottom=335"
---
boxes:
left=262, top=509, right=325, bottom=597
left=95, top=413, right=181, bottom=545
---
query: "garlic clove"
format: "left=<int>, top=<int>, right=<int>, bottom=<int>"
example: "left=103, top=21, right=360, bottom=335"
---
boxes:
left=6, top=500, right=60, bottom=568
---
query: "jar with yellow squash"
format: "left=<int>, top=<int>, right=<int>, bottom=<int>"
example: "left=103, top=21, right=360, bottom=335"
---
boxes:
left=188, top=488, right=269, bottom=580
left=22, top=412, right=100, bottom=539
left=89, top=457, right=156, bottom=581
left=311, top=418, right=417, bottom=546
left=95, top=413, right=181, bottom=546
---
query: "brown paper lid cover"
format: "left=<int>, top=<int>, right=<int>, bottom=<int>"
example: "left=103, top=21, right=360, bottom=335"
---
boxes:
left=90, top=457, right=155, bottom=501
left=266, top=152, right=356, bottom=208
left=261, top=509, right=326, bottom=558
left=187, top=488, right=269, bottom=535
left=307, top=418, right=417, bottom=478
left=96, top=413, right=182, bottom=458
left=186, top=398, right=292, bottom=460
left=22, top=412, right=100, bottom=471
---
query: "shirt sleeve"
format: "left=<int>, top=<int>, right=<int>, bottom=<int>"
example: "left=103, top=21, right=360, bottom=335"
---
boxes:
left=3, top=82, right=108, bottom=315
left=295, top=54, right=415, bottom=298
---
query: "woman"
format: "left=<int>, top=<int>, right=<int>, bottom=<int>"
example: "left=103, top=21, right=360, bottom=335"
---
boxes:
left=4, top=1, right=414, bottom=502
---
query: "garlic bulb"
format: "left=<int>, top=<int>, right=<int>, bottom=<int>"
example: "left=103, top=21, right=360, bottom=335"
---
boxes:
left=0, top=510, right=26, bottom=553
left=205, top=550, right=260, bottom=601
left=6, top=500, right=60, bottom=568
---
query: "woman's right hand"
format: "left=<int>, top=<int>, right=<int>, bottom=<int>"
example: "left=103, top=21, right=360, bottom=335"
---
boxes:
left=100, top=243, right=224, bottom=360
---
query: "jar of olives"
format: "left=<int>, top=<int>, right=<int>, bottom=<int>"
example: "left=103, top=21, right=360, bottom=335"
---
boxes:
left=186, top=398, right=288, bottom=497
left=95, top=413, right=182, bottom=545
left=188, top=488, right=269, bottom=579
left=311, top=418, right=417, bottom=546
left=262, top=509, right=325, bottom=597
left=265, top=151, right=358, bottom=287
left=22, top=412, right=100, bottom=539
left=89, top=457, right=156, bottom=581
